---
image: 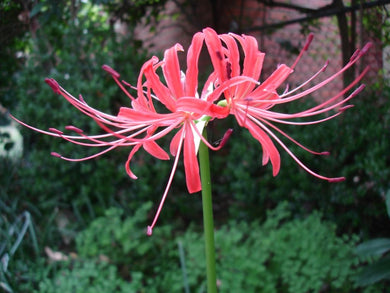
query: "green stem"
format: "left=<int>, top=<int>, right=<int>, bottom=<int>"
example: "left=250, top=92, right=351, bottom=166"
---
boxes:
left=199, top=128, right=217, bottom=293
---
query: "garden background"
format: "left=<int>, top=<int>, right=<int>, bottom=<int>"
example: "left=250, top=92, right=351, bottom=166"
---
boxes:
left=1, top=0, right=390, bottom=292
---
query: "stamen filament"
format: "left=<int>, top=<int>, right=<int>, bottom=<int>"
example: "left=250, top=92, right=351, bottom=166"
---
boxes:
left=147, top=127, right=185, bottom=235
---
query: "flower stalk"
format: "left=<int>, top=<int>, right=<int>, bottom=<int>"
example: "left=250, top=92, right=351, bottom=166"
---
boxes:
left=199, top=128, right=217, bottom=293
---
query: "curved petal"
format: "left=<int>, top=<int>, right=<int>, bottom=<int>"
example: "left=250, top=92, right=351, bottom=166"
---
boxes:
left=175, top=97, right=229, bottom=119
left=203, top=27, right=228, bottom=83
left=175, top=97, right=211, bottom=116
left=219, top=33, right=240, bottom=77
left=125, top=144, right=142, bottom=179
left=249, top=64, right=293, bottom=99
left=232, top=34, right=265, bottom=97
left=183, top=122, right=201, bottom=193
left=208, top=103, right=230, bottom=119
left=185, top=32, right=205, bottom=97
left=170, top=128, right=183, bottom=156
left=143, top=58, right=177, bottom=112
left=143, top=140, right=170, bottom=160
left=163, top=43, right=185, bottom=99
left=243, top=116, right=281, bottom=176
left=137, top=57, right=158, bottom=109
left=206, top=76, right=258, bottom=103
left=117, top=107, right=176, bottom=124
left=231, top=33, right=264, bottom=81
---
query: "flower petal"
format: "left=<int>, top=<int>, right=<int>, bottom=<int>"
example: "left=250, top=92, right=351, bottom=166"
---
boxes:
left=183, top=122, right=201, bottom=193
left=185, top=32, right=205, bottom=97
left=206, top=76, right=258, bottom=103
left=203, top=28, right=228, bottom=83
left=125, top=144, right=142, bottom=179
left=143, top=58, right=177, bottom=112
left=163, top=43, right=185, bottom=99
left=143, top=140, right=170, bottom=160
left=244, top=117, right=281, bottom=176
left=231, top=33, right=265, bottom=97
left=219, top=34, right=240, bottom=77
left=249, top=64, right=293, bottom=98
left=117, top=107, right=177, bottom=125
left=175, top=97, right=212, bottom=117
left=170, top=128, right=183, bottom=156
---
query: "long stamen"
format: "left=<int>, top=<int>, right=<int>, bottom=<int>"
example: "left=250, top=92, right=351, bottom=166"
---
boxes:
left=253, top=63, right=366, bottom=108
left=290, top=33, right=314, bottom=70
left=51, top=144, right=119, bottom=162
left=246, top=83, right=365, bottom=121
left=147, top=127, right=185, bottom=236
left=190, top=121, right=233, bottom=151
left=296, top=83, right=366, bottom=118
left=102, top=64, right=136, bottom=101
left=279, top=61, right=328, bottom=98
left=11, top=112, right=150, bottom=147
left=239, top=102, right=348, bottom=126
left=251, top=113, right=330, bottom=155
left=94, top=116, right=183, bottom=144
left=248, top=113, right=344, bottom=182
left=50, top=84, right=121, bottom=126
left=57, top=125, right=144, bottom=147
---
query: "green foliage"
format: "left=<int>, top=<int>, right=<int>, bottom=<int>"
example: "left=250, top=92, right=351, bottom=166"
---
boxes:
left=0, top=211, right=39, bottom=293
left=179, top=203, right=365, bottom=293
left=0, top=1, right=28, bottom=109
left=355, top=191, right=390, bottom=287
left=32, top=203, right=377, bottom=292
left=75, top=202, right=174, bottom=265
left=8, top=0, right=160, bottom=244
left=35, top=202, right=178, bottom=292
left=356, top=239, right=390, bottom=286
left=362, top=6, right=390, bottom=46
left=1, top=2, right=174, bottom=289
left=99, top=0, right=168, bottom=26
left=35, top=260, right=143, bottom=293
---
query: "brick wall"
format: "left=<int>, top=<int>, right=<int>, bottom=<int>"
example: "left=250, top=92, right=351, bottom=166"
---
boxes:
left=133, top=0, right=381, bottom=100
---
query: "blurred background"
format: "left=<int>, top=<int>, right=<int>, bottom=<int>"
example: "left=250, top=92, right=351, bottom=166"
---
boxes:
left=1, top=0, right=390, bottom=292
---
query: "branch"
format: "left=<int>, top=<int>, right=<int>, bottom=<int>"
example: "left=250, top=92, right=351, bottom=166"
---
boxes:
left=257, top=0, right=319, bottom=14
left=244, top=0, right=390, bottom=32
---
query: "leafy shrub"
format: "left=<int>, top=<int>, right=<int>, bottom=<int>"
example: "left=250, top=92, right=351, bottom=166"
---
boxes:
left=0, top=211, right=39, bottom=293
left=75, top=202, right=176, bottom=271
left=355, top=190, right=390, bottom=288
left=37, top=202, right=378, bottom=293
left=36, top=202, right=178, bottom=292
left=2, top=3, right=173, bottom=290
left=35, top=259, right=143, bottom=293
left=179, top=203, right=371, bottom=293
left=8, top=2, right=168, bottom=246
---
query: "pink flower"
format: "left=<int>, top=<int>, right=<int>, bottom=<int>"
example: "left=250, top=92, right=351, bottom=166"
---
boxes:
left=11, top=31, right=233, bottom=235
left=203, top=27, right=371, bottom=182
left=128, top=32, right=234, bottom=234
left=11, top=27, right=370, bottom=234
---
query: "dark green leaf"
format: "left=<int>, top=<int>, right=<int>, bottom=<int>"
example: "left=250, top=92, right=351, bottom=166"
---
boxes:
left=356, top=238, right=390, bottom=257
left=29, top=3, right=44, bottom=18
left=386, top=190, right=390, bottom=219
left=357, top=255, right=390, bottom=286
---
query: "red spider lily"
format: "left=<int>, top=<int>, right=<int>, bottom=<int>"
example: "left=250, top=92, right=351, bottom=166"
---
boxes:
left=128, top=33, right=235, bottom=234
left=203, top=27, right=371, bottom=182
left=11, top=27, right=370, bottom=235
left=10, top=32, right=236, bottom=235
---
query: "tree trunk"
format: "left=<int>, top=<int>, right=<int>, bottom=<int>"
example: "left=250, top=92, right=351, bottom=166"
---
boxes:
left=334, top=0, right=355, bottom=87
